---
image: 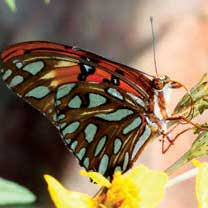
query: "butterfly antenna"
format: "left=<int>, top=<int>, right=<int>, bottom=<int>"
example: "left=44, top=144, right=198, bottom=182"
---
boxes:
left=150, top=16, right=159, bottom=76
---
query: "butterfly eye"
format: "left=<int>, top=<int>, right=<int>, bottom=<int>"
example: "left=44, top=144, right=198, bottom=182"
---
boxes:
left=152, top=78, right=164, bottom=90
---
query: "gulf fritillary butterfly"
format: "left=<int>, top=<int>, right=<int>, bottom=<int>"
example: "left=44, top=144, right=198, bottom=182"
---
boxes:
left=0, top=41, right=184, bottom=178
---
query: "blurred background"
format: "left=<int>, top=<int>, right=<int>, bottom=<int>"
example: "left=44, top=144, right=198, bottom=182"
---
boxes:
left=0, top=0, right=208, bottom=207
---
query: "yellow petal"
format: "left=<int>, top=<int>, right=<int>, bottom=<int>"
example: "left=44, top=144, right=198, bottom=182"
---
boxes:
left=193, top=159, right=202, bottom=167
left=125, top=164, right=168, bottom=208
left=106, top=171, right=140, bottom=208
left=102, top=165, right=168, bottom=208
left=195, top=161, right=208, bottom=208
left=44, top=175, right=96, bottom=208
left=80, top=170, right=111, bottom=188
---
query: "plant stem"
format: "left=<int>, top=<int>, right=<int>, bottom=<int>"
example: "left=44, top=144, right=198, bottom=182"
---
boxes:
left=166, top=168, right=198, bottom=188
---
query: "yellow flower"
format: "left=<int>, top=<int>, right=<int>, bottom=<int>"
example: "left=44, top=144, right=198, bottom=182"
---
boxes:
left=45, top=164, right=168, bottom=208
left=44, top=175, right=96, bottom=208
left=105, top=171, right=141, bottom=208
left=81, top=165, right=168, bottom=208
left=193, top=159, right=208, bottom=208
left=126, top=165, right=168, bottom=208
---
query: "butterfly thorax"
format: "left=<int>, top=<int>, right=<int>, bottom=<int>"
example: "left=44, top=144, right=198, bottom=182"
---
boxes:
left=146, top=75, right=182, bottom=135
left=150, top=76, right=171, bottom=121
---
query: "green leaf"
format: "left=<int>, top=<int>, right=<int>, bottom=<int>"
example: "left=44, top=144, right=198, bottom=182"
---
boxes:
left=173, top=73, right=208, bottom=119
left=165, top=131, right=208, bottom=175
left=44, top=0, right=50, bottom=4
left=4, top=0, right=16, bottom=12
left=188, top=131, right=208, bottom=158
left=165, top=75, right=208, bottom=174
left=0, top=177, right=36, bottom=205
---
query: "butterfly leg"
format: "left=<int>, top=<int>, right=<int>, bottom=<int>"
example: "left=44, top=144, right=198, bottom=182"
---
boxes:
left=167, top=115, right=207, bottom=131
left=160, top=126, right=177, bottom=154
left=161, top=127, right=193, bottom=153
left=146, top=118, right=175, bottom=153
left=145, top=115, right=175, bottom=153
left=157, top=118, right=189, bottom=153
left=161, top=115, right=208, bottom=153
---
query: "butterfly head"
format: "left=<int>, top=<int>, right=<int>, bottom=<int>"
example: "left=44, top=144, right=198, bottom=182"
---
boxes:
left=151, top=75, right=182, bottom=91
left=151, top=75, right=183, bottom=121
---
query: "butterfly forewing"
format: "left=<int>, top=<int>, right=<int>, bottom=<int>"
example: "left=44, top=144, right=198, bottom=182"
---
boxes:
left=0, top=41, right=154, bottom=178
left=1, top=51, right=96, bottom=122
left=1, top=41, right=151, bottom=98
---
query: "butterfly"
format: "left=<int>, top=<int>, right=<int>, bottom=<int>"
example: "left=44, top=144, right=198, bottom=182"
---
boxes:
left=0, top=41, right=185, bottom=178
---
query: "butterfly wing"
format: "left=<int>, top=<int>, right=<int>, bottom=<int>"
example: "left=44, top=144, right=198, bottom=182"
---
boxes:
left=0, top=41, right=153, bottom=177
left=54, top=81, right=154, bottom=177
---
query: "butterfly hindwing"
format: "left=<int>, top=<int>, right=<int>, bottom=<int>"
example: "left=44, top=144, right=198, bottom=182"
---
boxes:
left=54, top=81, right=150, bottom=177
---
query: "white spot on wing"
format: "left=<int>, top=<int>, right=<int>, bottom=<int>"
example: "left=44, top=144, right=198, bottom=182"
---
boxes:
left=127, top=92, right=145, bottom=107
left=83, top=157, right=90, bottom=169
left=98, top=154, right=109, bottom=175
left=123, top=152, right=129, bottom=171
left=2, top=69, right=12, bottom=80
left=114, top=166, right=122, bottom=172
left=84, top=123, right=97, bottom=143
left=77, top=147, right=86, bottom=160
left=57, top=114, right=65, bottom=120
left=95, top=109, right=133, bottom=121
left=65, top=138, right=71, bottom=144
left=16, top=62, right=23, bottom=69
left=56, top=83, right=76, bottom=99
left=68, top=95, right=82, bottom=108
left=25, top=86, right=50, bottom=98
left=83, top=64, right=92, bottom=72
left=70, top=140, right=78, bottom=150
left=145, top=116, right=158, bottom=129
left=107, top=88, right=123, bottom=100
left=113, top=138, right=122, bottom=154
left=22, top=61, right=44, bottom=75
left=131, top=125, right=151, bottom=159
left=62, top=121, right=80, bottom=136
left=9, top=75, right=24, bottom=88
left=94, top=136, right=107, bottom=156
left=88, top=93, right=107, bottom=108
left=123, top=117, right=141, bottom=135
